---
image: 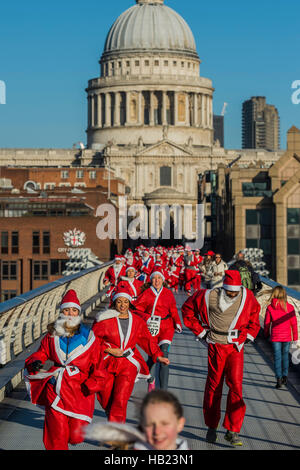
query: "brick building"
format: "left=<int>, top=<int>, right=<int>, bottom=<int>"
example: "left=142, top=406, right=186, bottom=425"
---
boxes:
left=0, top=167, right=125, bottom=301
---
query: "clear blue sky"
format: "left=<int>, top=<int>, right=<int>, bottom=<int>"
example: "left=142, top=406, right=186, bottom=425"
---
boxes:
left=0, top=0, right=299, bottom=150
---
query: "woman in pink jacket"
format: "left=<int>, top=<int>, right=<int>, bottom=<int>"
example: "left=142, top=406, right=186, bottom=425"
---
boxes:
left=264, top=286, right=298, bottom=389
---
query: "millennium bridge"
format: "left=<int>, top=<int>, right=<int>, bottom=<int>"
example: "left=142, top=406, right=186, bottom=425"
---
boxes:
left=0, top=261, right=299, bottom=450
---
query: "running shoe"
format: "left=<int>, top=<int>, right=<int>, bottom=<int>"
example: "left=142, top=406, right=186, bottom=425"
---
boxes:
left=224, top=431, right=243, bottom=446
left=206, top=428, right=218, bottom=443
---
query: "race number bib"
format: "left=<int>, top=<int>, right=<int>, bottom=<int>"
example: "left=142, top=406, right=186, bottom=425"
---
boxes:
left=147, top=315, right=161, bottom=337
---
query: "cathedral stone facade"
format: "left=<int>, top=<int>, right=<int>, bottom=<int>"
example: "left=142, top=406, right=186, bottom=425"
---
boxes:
left=0, top=0, right=284, bottom=225
left=85, top=0, right=283, bottom=211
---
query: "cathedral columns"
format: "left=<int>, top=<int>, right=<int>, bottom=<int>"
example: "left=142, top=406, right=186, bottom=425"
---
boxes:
left=125, top=91, right=130, bottom=126
left=150, top=91, right=155, bottom=126
left=206, top=95, right=209, bottom=128
left=193, top=93, right=198, bottom=127
left=114, top=92, right=121, bottom=127
left=162, top=91, right=167, bottom=126
left=185, top=93, right=189, bottom=126
left=97, top=94, right=102, bottom=128
left=201, top=94, right=205, bottom=128
left=88, top=89, right=212, bottom=130
left=174, top=91, right=179, bottom=126
left=104, top=93, right=111, bottom=127
left=138, top=92, right=143, bottom=125
left=90, top=94, right=95, bottom=127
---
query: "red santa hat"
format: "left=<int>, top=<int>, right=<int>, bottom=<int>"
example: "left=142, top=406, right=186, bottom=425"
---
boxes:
left=223, top=270, right=242, bottom=292
left=204, top=250, right=215, bottom=256
left=150, top=267, right=165, bottom=282
left=126, top=266, right=136, bottom=273
left=112, top=285, right=133, bottom=303
left=60, top=289, right=81, bottom=312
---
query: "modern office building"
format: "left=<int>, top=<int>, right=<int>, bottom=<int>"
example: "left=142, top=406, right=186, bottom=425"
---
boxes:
left=242, top=96, right=280, bottom=150
left=213, top=115, right=224, bottom=147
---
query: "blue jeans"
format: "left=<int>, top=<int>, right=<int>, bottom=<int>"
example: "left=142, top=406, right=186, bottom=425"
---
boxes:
left=272, top=342, right=290, bottom=378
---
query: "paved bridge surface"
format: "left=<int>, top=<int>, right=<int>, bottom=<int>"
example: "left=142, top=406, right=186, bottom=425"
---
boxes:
left=0, top=292, right=299, bottom=451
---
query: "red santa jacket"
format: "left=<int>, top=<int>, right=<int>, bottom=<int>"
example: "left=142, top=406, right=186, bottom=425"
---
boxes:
left=184, top=254, right=200, bottom=271
left=181, top=287, right=261, bottom=351
left=92, top=309, right=163, bottom=380
left=24, top=328, right=106, bottom=422
left=104, top=265, right=127, bottom=286
left=134, top=286, right=182, bottom=330
left=168, top=255, right=182, bottom=277
left=138, top=256, right=155, bottom=282
left=125, top=258, right=140, bottom=271
left=104, top=265, right=127, bottom=297
left=117, top=277, right=143, bottom=300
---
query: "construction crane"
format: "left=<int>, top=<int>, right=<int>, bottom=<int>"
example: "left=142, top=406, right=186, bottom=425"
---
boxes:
left=221, top=102, right=228, bottom=116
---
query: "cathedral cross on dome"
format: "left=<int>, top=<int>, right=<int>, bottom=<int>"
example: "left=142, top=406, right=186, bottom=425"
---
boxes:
left=136, top=0, right=164, bottom=4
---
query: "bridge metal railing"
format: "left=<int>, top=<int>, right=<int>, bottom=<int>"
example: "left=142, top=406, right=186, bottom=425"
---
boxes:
left=0, top=261, right=112, bottom=367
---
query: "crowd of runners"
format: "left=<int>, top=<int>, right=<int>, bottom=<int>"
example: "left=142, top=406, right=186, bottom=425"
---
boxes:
left=24, top=244, right=299, bottom=450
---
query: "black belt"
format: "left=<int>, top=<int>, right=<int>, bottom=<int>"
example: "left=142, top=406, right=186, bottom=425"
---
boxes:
left=210, top=328, right=240, bottom=336
left=148, top=315, right=171, bottom=321
left=122, top=347, right=136, bottom=358
left=54, top=362, right=65, bottom=368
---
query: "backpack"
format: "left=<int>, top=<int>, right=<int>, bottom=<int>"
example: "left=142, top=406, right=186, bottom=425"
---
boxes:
left=238, top=266, right=253, bottom=290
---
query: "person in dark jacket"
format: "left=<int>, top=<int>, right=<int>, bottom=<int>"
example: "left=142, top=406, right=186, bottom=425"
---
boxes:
left=230, top=252, right=262, bottom=295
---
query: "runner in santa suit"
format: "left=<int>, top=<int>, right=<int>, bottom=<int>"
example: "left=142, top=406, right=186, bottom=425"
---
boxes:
left=134, top=268, right=183, bottom=392
left=104, top=255, right=127, bottom=298
left=24, top=290, right=107, bottom=450
left=92, top=286, right=169, bottom=423
left=181, top=270, right=261, bottom=446
left=111, top=266, right=143, bottom=305
left=137, top=249, right=155, bottom=283
left=176, top=247, right=185, bottom=291
left=160, top=246, right=169, bottom=266
left=168, top=250, right=182, bottom=293
left=183, top=246, right=200, bottom=295
left=152, top=259, right=170, bottom=285
left=193, top=249, right=203, bottom=291
left=124, top=249, right=140, bottom=271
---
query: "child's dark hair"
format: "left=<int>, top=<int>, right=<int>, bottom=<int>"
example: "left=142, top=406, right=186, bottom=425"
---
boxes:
left=139, top=390, right=184, bottom=424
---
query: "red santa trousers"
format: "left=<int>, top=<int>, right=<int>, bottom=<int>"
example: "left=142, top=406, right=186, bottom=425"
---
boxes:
left=43, top=405, right=88, bottom=450
left=97, top=357, right=138, bottom=423
left=203, top=343, right=246, bottom=433
left=184, top=269, right=197, bottom=293
left=192, top=273, right=201, bottom=291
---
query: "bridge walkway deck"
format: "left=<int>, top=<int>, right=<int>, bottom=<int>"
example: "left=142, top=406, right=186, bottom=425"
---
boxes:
left=0, top=292, right=299, bottom=451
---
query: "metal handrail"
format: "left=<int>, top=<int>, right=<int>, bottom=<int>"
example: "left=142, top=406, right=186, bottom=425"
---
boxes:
left=0, top=261, right=113, bottom=366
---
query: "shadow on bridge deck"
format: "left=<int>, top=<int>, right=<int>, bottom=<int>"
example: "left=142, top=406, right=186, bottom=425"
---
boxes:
left=0, top=292, right=299, bottom=451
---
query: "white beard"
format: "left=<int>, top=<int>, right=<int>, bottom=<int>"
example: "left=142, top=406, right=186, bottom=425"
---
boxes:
left=54, top=313, right=82, bottom=337
left=219, top=288, right=241, bottom=312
